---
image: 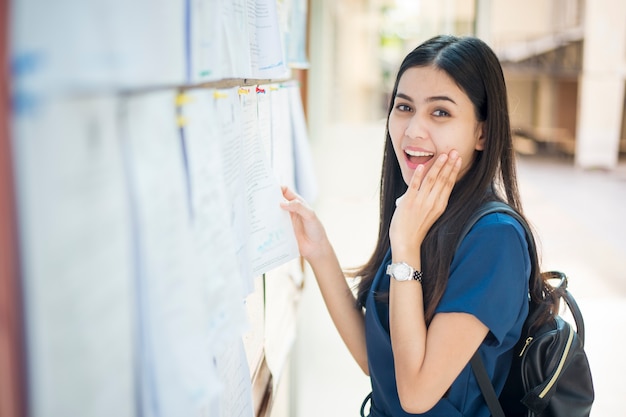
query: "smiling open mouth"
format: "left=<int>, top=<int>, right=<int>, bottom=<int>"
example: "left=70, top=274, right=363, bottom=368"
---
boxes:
left=405, top=149, right=435, bottom=166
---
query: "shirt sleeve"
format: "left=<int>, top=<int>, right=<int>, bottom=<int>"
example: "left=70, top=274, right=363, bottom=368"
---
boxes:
left=435, top=213, right=530, bottom=346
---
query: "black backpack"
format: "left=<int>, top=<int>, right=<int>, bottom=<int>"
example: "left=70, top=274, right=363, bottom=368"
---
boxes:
left=461, top=201, right=595, bottom=417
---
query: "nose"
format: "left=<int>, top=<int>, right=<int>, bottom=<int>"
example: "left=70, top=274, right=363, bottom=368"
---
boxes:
left=404, top=113, right=427, bottom=139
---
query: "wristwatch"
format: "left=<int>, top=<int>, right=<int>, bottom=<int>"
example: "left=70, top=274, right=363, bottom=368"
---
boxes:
left=386, top=262, right=423, bottom=282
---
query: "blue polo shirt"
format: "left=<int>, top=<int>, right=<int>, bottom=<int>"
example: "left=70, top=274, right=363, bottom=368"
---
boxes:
left=364, top=213, right=530, bottom=416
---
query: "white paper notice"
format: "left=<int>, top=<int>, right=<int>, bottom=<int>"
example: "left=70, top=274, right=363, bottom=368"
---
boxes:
left=214, top=339, right=254, bottom=417
left=284, top=0, right=309, bottom=67
left=247, top=0, right=289, bottom=79
left=241, top=276, right=265, bottom=378
left=288, top=83, right=318, bottom=203
left=269, top=85, right=295, bottom=190
left=221, top=0, right=252, bottom=78
left=12, top=96, right=135, bottom=417
left=122, top=90, right=216, bottom=417
left=11, top=0, right=186, bottom=94
left=214, top=88, right=254, bottom=293
left=190, top=0, right=223, bottom=82
left=214, top=88, right=298, bottom=283
left=264, top=261, right=301, bottom=392
left=256, top=86, right=272, bottom=163
left=180, top=88, right=249, bottom=354
left=239, top=89, right=299, bottom=276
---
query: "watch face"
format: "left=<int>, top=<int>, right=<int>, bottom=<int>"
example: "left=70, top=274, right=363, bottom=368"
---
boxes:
left=392, top=263, right=411, bottom=281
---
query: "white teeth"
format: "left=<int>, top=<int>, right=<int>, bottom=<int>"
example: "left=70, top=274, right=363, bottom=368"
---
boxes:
left=405, top=150, right=434, bottom=157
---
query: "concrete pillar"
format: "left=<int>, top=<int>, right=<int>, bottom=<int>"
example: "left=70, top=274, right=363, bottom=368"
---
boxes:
left=306, top=0, right=335, bottom=142
left=575, top=0, right=626, bottom=169
left=474, top=0, right=492, bottom=42
left=536, top=76, right=556, bottom=131
left=333, top=0, right=380, bottom=123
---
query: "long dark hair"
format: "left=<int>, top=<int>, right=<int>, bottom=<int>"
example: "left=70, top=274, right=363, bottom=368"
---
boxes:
left=354, top=35, right=551, bottom=325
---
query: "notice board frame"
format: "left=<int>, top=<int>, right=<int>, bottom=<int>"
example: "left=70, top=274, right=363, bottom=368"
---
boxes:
left=0, top=0, right=28, bottom=416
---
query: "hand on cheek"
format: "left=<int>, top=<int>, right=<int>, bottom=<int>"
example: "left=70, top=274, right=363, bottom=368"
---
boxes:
left=390, top=150, right=462, bottom=254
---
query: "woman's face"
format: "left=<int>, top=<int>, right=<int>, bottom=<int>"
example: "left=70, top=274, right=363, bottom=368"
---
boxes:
left=388, top=65, right=485, bottom=186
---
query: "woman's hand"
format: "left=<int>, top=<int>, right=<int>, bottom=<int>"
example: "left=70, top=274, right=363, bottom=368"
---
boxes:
left=280, top=186, right=329, bottom=262
left=389, top=150, right=462, bottom=257
left=281, top=186, right=370, bottom=374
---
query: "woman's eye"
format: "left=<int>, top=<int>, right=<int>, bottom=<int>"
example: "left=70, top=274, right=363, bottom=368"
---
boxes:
left=433, top=109, right=450, bottom=117
left=395, top=104, right=412, bottom=112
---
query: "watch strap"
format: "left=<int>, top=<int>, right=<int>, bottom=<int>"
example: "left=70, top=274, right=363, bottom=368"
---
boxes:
left=411, top=269, right=424, bottom=282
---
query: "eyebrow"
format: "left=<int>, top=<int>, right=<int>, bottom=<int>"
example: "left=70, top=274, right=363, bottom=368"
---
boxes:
left=395, top=92, right=457, bottom=105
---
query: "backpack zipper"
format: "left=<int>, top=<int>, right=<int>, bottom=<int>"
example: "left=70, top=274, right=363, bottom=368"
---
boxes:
left=519, top=337, right=533, bottom=357
left=538, top=325, right=575, bottom=398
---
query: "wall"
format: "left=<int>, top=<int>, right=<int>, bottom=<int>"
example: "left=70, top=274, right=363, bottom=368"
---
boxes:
left=576, top=0, right=626, bottom=168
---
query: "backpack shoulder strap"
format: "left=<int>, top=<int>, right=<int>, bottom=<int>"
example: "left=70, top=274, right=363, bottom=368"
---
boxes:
left=544, top=271, right=586, bottom=346
left=563, top=288, right=585, bottom=346
left=462, top=201, right=531, bottom=417
left=456, top=200, right=534, bottom=255
left=470, top=353, right=505, bottom=417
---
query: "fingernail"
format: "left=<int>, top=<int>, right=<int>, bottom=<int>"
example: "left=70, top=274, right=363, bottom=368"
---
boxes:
left=450, top=150, right=459, bottom=159
left=439, top=154, right=448, bottom=162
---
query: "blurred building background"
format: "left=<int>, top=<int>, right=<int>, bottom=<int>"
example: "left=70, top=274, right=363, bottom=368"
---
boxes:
left=306, top=0, right=626, bottom=169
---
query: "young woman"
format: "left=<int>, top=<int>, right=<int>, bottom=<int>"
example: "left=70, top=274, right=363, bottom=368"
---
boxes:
left=281, top=35, right=551, bottom=416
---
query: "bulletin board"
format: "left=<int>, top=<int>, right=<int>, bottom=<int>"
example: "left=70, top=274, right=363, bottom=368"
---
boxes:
left=1, top=1, right=313, bottom=417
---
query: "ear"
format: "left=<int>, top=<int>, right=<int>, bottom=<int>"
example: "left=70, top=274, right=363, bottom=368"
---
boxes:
left=474, top=122, right=486, bottom=151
